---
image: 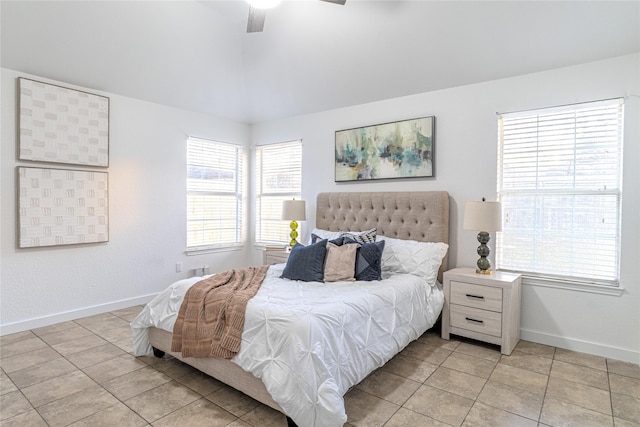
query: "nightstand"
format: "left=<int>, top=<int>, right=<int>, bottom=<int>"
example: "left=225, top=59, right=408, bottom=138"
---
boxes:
left=441, top=267, right=521, bottom=355
left=263, top=249, right=290, bottom=265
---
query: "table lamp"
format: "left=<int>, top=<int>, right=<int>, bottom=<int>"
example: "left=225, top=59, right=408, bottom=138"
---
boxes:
left=282, top=199, right=306, bottom=247
left=463, top=198, right=502, bottom=274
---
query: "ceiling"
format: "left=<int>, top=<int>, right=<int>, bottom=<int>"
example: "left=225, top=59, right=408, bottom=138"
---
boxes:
left=2, top=1, right=638, bottom=124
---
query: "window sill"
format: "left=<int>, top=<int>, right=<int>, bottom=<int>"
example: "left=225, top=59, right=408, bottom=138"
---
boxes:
left=521, top=275, right=625, bottom=296
left=185, top=245, right=243, bottom=256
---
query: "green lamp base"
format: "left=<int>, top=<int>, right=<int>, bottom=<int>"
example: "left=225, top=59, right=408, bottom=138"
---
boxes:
left=475, top=231, right=493, bottom=274
left=289, top=220, right=298, bottom=247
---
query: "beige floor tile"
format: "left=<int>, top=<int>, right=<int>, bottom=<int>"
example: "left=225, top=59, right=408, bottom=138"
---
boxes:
left=477, top=380, right=544, bottom=420
left=0, top=330, right=37, bottom=347
left=65, top=342, right=128, bottom=369
left=546, top=376, right=612, bottom=415
left=343, top=388, right=400, bottom=427
left=1, top=369, right=18, bottom=395
left=384, top=407, right=451, bottom=426
left=0, top=336, right=50, bottom=359
left=95, top=325, right=135, bottom=342
left=21, top=369, right=97, bottom=408
left=36, top=385, right=119, bottom=427
left=540, top=397, right=614, bottom=427
left=514, top=340, right=555, bottom=359
left=74, top=312, right=121, bottom=326
left=551, top=359, right=609, bottom=390
left=400, top=341, right=452, bottom=365
left=102, top=365, right=172, bottom=401
left=357, top=369, right=421, bottom=405
left=610, top=373, right=640, bottom=399
left=110, top=305, right=145, bottom=321
left=175, top=369, right=226, bottom=396
left=125, top=380, right=201, bottom=422
left=612, top=392, right=640, bottom=424
left=0, top=347, right=62, bottom=373
left=148, top=355, right=199, bottom=379
left=241, top=403, right=288, bottom=427
left=425, top=366, right=486, bottom=400
left=0, top=408, right=48, bottom=426
left=205, top=383, right=261, bottom=418
left=83, top=353, right=147, bottom=384
left=67, top=401, right=148, bottom=426
left=455, top=341, right=502, bottom=362
left=0, top=390, right=33, bottom=420
left=226, top=420, right=253, bottom=427
left=417, top=331, right=461, bottom=352
left=51, top=333, right=108, bottom=357
left=499, top=350, right=553, bottom=375
left=153, top=398, right=237, bottom=427
left=442, top=351, right=497, bottom=379
left=489, top=363, right=548, bottom=396
left=381, top=353, right=438, bottom=383
left=7, top=357, right=77, bottom=389
left=112, top=336, right=135, bottom=354
left=613, top=416, right=640, bottom=427
left=463, top=401, right=538, bottom=427
left=608, top=359, right=640, bottom=380
left=81, top=315, right=130, bottom=335
left=554, top=347, right=607, bottom=371
left=404, top=384, right=474, bottom=427
left=32, top=321, right=79, bottom=337
left=38, top=324, right=94, bottom=346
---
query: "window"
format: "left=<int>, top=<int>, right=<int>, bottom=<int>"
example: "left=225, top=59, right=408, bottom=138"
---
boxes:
left=496, top=99, right=623, bottom=286
left=255, top=141, right=302, bottom=245
left=186, top=137, right=244, bottom=250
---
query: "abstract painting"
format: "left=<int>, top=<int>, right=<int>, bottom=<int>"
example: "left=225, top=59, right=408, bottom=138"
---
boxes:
left=335, top=116, right=435, bottom=182
left=18, top=167, right=109, bottom=248
left=18, top=77, right=110, bottom=167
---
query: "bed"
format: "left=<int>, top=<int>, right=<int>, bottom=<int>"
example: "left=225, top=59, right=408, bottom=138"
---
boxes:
left=131, top=191, right=449, bottom=427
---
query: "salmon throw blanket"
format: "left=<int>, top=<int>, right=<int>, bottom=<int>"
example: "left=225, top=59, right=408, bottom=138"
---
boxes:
left=171, top=265, right=269, bottom=359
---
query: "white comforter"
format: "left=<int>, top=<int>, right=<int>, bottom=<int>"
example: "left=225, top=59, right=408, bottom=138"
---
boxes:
left=131, top=264, right=443, bottom=427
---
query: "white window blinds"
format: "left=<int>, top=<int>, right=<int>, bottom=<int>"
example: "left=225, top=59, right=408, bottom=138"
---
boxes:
left=186, top=137, right=244, bottom=250
left=496, top=99, right=623, bottom=285
left=256, top=141, right=302, bottom=245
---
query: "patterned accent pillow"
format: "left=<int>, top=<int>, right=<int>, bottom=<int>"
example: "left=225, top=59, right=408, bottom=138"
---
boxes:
left=281, top=239, right=327, bottom=282
left=344, top=238, right=385, bottom=281
left=324, top=242, right=359, bottom=282
left=340, top=228, right=377, bottom=244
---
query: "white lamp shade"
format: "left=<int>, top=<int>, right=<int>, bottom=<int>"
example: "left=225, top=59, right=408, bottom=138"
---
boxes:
left=282, top=200, right=306, bottom=221
left=463, top=201, right=502, bottom=232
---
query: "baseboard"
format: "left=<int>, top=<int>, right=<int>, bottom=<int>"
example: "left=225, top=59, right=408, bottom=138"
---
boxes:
left=0, top=294, right=158, bottom=336
left=521, top=328, right=639, bottom=365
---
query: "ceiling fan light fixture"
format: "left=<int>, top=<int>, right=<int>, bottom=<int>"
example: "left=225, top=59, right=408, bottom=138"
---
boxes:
left=247, top=0, right=282, bottom=9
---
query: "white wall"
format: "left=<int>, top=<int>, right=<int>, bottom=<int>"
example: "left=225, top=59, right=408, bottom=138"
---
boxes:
left=249, top=54, right=640, bottom=363
left=1, top=68, right=252, bottom=333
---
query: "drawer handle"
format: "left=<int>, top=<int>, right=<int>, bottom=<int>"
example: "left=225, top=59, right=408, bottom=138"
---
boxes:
left=466, top=294, right=485, bottom=300
left=465, top=317, right=484, bottom=324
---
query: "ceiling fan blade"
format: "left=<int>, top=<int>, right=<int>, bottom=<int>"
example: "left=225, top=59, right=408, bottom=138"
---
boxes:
left=319, top=0, right=346, bottom=4
left=247, top=6, right=267, bottom=33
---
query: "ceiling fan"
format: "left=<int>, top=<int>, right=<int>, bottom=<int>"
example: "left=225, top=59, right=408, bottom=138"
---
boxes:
left=247, top=0, right=346, bottom=33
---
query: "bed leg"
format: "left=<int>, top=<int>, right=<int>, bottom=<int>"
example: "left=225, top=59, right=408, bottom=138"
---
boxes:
left=286, top=416, right=298, bottom=427
left=152, top=347, right=165, bottom=358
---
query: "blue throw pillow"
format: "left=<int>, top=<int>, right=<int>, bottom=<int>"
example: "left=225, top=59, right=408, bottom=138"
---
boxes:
left=281, top=239, right=328, bottom=282
left=344, top=238, right=385, bottom=281
left=311, top=234, right=346, bottom=246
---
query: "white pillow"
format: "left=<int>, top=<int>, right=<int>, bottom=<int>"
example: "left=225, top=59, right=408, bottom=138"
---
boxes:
left=378, top=236, right=448, bottom=286
left=309, top=228, right=341, bottom=244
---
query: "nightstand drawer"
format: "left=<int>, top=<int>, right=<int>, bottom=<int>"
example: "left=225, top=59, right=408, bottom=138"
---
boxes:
left=450, top=304, right=502, bottom=337
left=450, top=281, right=502, bottom=312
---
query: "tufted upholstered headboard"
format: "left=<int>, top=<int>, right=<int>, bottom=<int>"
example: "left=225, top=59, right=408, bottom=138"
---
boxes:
left=315, top=192, right=450, bottom=282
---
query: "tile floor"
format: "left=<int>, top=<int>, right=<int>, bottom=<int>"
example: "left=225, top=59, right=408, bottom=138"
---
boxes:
left=1, top=305, right=639, bottom=427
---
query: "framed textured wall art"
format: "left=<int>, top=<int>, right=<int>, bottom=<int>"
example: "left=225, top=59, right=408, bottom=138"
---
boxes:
left=18, top=77, right=109, bottom=167
left=335, top=116, right=435, bottom=182
left=18, top=167, right=109, bottom=248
